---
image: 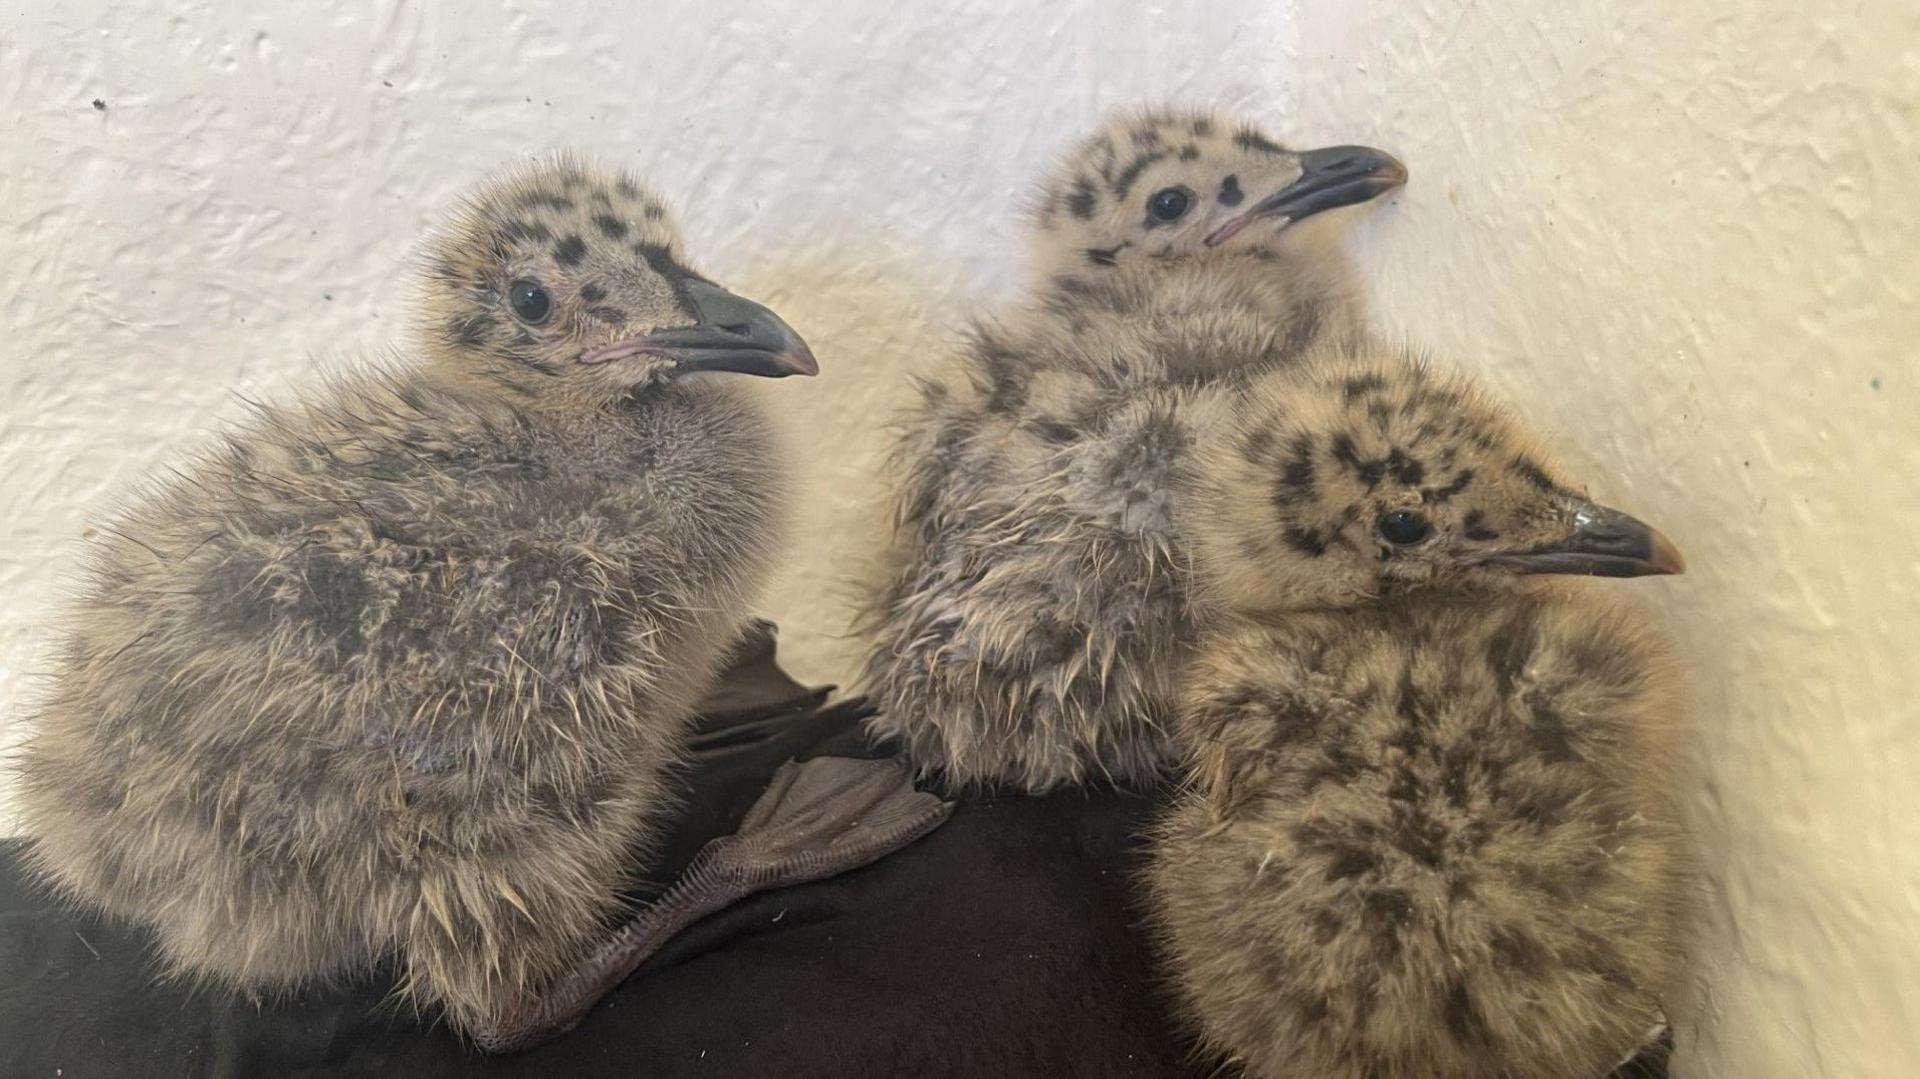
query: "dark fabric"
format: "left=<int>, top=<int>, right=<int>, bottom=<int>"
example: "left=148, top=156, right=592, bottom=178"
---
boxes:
left=476, top=756, right=955, bottom=1053
left=0, top=622, right=1673, bottom=1078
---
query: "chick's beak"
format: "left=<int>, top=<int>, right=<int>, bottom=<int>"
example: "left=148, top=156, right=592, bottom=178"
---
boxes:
left=579, top=279, right=819, bottom=378
left=1205, top=144, right=1408, bottom=248
left=1478, top=502, right=1687, bottom=578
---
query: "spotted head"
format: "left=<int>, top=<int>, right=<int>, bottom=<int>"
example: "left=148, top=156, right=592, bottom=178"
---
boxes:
left=1027, top=108, right=1406, bottom=277
left=1194, top=340, right=1684, bottom=612
left=417, top=155, right=816, bottom=402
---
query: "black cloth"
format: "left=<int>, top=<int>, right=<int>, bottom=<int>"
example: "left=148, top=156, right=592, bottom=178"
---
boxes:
left=0, top=624, right=1672, bottom=1078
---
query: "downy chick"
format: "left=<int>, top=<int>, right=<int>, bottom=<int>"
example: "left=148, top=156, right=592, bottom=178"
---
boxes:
left=14, top=157, right=817, bottom=1044
left=861, top=108, right=1407, bottom=792
left=1147, top=338, right=1691, bottom=1079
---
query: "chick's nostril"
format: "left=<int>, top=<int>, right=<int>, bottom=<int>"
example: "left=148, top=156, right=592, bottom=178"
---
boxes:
left=718, top=322, right=752, bottom=337
left=1573, top=509, right=1632, bottom=547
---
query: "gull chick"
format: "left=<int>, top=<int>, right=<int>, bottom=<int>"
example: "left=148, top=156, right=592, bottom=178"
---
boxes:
left=1148, top=338, right=1692, bottom=1078
left=861, top=108, right=1406, bottom=792
left=15, top=156, right=817, bottom=1045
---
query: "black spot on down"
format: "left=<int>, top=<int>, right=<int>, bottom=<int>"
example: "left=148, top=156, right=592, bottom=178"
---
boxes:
left=1111, top=150, right=1167, bottom=199
left=1282, top=525, right=1327, bottom=557
left=1234, top=129, right=1289, bottom=156
left=449, top=314, right=494, bottom=349
left=1066, top=180, right=1098, bottom=220
left=1279, top=436, right=1316, bottom=495
left=1443, top=979, right=1494, bottom=1047
left=1462, top=507, right=1500, bottom=540
left=1426, top=469, right=1476, bottom=503
left=1512, top=456, right=1561, bottom=493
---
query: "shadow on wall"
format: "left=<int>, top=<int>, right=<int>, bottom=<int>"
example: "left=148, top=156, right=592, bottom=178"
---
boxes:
left=728, top=241, right=970, bottom=688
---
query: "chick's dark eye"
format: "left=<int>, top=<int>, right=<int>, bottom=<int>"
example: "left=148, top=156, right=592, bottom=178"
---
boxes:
left=1148, top=186, right=1192, bottom=222
left=508, top=279, right=551, bottom=324
left=1378, top=510, right=1432, bottom=546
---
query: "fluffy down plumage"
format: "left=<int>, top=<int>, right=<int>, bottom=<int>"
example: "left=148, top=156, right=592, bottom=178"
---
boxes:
left=1147, top=340, right=1693, bottom=1078
left=14, top=156, right=809, bottom=1038
left=860, top=107, right=1404, bottom=792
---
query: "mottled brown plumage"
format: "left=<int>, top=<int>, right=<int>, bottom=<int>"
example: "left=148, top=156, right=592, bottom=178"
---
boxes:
left=1148, top=339, right=1692, bottom=1078
left=860, top=108, right=1406, bottom=792
left=13, top=156, right=816, bottom=1041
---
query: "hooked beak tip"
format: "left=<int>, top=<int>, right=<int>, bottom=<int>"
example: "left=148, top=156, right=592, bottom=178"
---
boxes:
left=785, top=344, right=821, bottom=378
left=1642, top=527, right=1687, bottom=576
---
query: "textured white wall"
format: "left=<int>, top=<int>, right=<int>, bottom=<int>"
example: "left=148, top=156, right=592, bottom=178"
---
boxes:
left=3, top=3, right=1914, bottom=1078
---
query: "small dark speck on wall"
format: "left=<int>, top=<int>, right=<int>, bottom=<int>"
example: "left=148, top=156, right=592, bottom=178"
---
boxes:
left=382, top=80, right=393, bottom=87
left=324, top=293, right=333, bottom=301
left=91, top=98, right=106, bottom=111
left=1869, top=376, right=1882, bottom=391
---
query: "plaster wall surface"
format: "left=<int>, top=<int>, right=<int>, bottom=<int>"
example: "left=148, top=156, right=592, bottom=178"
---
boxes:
left=2, top=4, right=1914, bottom=1076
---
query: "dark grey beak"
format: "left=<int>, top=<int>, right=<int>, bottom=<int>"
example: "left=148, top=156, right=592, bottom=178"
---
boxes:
left=1478, top=502, right=1687, bottom=578
left=579, top=279, right=819, bottom=378
left=1205, top=144, right=1409, bottom=247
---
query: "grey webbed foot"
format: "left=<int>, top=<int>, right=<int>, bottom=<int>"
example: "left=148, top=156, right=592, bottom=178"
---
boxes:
left=473, top=756, right=952, bottom=1053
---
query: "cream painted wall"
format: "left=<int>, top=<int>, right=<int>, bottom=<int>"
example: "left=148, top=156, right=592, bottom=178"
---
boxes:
left=3, top=3, right=1914, bottom=1077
